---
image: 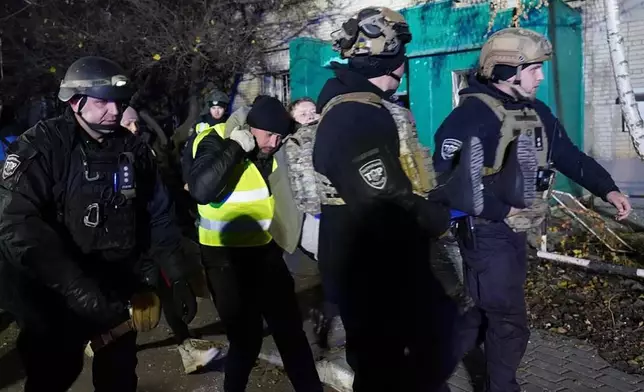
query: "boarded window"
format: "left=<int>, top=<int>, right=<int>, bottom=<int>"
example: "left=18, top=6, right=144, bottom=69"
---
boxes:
left=451, top=69, right=473, bottom=108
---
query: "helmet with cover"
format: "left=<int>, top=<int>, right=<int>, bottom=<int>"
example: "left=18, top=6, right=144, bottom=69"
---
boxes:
left=333, top=7, right=411, bottom=59
left=478, top=27, right=552, bottom=98
left=332, top=7, right=412, bottom=86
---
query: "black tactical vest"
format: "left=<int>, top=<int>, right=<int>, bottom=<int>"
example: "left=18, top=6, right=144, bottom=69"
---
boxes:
left=62, top=135, right=140, bottom=256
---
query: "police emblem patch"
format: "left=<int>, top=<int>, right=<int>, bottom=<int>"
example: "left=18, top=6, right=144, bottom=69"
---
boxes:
left=359, top=159, right=387, bottom=190
left=2, top=154, right=21, bottom=180
left=441, top=138, right=462, bottom=160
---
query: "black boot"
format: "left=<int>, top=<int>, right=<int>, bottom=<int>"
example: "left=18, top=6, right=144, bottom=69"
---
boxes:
left=482, top=133, right=538, bottom=209
left=429, top=136, right=484, bottom=216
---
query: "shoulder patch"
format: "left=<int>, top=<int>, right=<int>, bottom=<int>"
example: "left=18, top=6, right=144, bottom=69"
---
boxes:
left=359, top=159, right=387, bottom=190
left=440, top=138, right=463, bottom=160
left=2, top=154, right=22, bottom=180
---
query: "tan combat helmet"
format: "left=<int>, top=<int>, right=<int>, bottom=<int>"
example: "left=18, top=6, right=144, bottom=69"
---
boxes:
left=479, top=27, right=552, bottom=80
left=332, top=7, right=412, bottom=58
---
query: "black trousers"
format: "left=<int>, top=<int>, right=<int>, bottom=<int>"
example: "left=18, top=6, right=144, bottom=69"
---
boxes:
left=156, top=274, right=192, bottom=344
left=318, top=212, right=459, bottom=392
left=458, top=222, right=530, bottom=392
left=16, top=308, right=137, bottom=392
left=201, top=242, right=322, bottom=392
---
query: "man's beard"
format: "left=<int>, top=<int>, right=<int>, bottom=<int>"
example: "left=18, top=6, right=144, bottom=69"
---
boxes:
left=257, top=149, right=276, bottom=160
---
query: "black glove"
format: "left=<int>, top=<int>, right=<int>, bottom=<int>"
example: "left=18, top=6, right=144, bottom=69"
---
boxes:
left=171, top=279, right=197, bottom=324
left=64, top=279, right=129, bottom=332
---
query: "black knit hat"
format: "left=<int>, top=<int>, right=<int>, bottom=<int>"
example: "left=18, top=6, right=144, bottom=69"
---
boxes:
left=247, top=95, right=293, bottom=137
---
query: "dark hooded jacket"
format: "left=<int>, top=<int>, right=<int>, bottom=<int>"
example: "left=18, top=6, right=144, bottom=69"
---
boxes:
left=433, top=74, right=619, bottom=221
left=0, top=111, right=191, bottom=330
left=312, top=68, right=460, bottom=382
left=181, top=113, right=228, bottom=184
left=314, top=68, right=451, bottom=239
left=313, top=68, right=453, bottom=285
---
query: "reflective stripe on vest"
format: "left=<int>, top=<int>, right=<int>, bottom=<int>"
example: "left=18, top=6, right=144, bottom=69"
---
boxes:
left=200, top=217, right=272, bottom=232
left=192, top=123, right=277, bottom=247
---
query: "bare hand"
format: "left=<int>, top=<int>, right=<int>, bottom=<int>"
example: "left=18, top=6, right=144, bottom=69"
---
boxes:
left=606, top=191, right=632, bottom=221
left=230, top=126, right=256, bottom=153
left=507, top=207, right=522, bottom=217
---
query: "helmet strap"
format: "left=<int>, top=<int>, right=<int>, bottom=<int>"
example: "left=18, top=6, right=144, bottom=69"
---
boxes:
left=76, top=95, right=88, bottom=113
left=513, top=65, right=523, bottom=86
left=74, top=95, right=121, bottom=134
left=386, top=70, right=402, bottom=82
left=509, top=64, right=534, bottom=100
left=498, top=80, right=534, bottom=101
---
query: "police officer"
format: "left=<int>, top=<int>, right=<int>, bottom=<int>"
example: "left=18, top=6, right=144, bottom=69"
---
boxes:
left=313, top=7, right=489, bottom=391
left=173, top=89, right=230, bottom=151
left=185, top=95, right=322, bottom=392
left=0, top=56, right=198, bottom=392
left=433, top=28, right=632, bottom=392
left=195, top=89, right=230, bottom=133
left=181, top=90, right=230, bottom=191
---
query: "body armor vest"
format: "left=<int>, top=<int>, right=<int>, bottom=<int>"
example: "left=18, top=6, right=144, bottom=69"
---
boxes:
left=461, top=93, right=554, bottom=232
left=63, top=137, right=139, bottom=256
left=381, top=99, right=437, bottom=196
left=316, top=92, right=437, bottom=207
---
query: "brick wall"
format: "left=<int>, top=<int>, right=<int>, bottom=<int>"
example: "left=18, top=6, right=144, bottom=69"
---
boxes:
left=581, top=0, right=644, bottom=159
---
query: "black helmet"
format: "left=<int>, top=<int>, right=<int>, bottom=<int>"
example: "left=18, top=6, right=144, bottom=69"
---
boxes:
left=58, top=56, right=133, bottom=103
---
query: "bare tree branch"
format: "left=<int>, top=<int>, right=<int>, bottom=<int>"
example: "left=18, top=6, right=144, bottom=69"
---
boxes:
left=0, top=0, right=335, bottom=117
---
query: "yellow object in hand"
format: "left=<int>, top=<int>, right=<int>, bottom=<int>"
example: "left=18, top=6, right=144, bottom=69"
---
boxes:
left=130, top=291, right=161, bottom=332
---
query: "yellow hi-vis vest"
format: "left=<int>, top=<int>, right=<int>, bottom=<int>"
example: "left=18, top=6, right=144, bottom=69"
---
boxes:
left=192, top=124, right=277, bottom=247
left=194, top=122, right=212, bottom=135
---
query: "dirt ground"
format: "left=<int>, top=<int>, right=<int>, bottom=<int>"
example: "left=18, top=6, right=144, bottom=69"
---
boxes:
left=0, top=298, right=335, bottom=392
left=525, top=204, right=644, bottom=375
left=2, top=202, right=644, bottom=388
left=0, top=250, right=334, bottom=392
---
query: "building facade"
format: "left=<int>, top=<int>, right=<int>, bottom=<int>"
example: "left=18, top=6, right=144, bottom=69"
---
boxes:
left=235, top=0, right=644, bottom=195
